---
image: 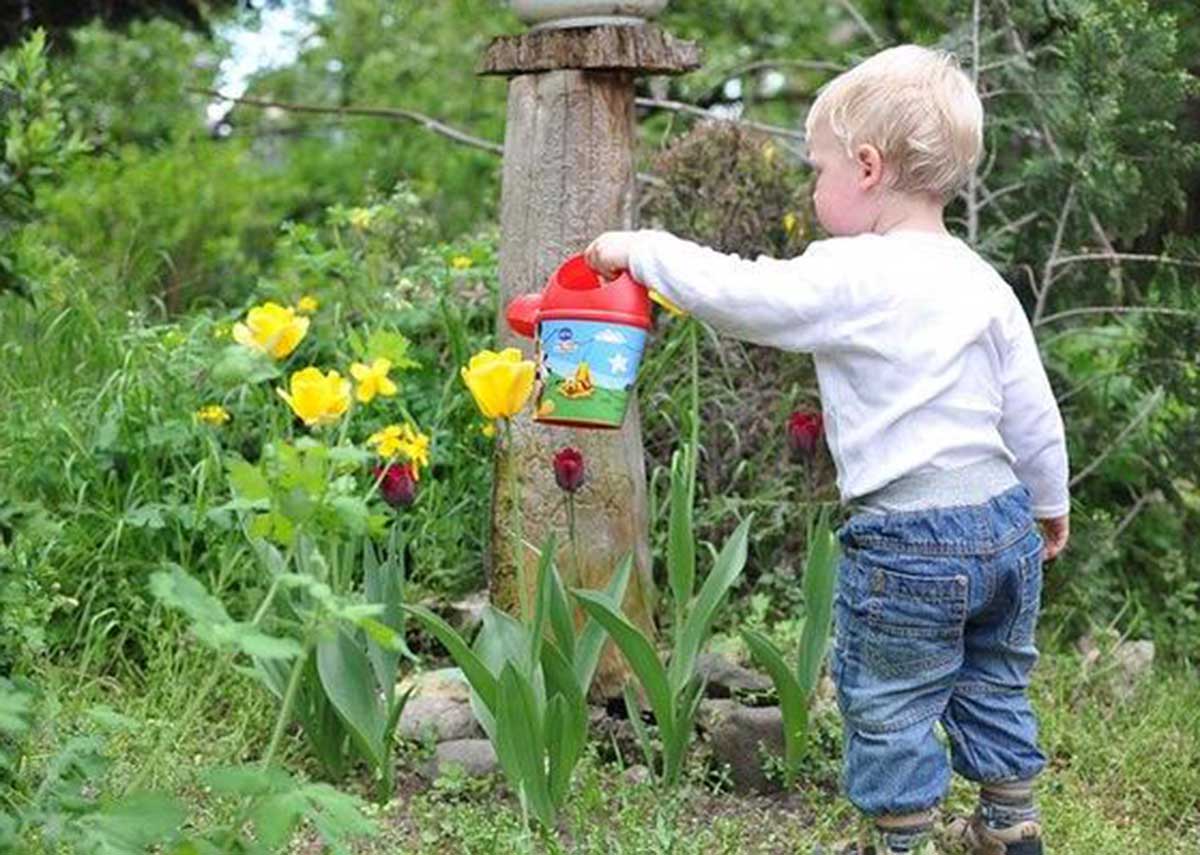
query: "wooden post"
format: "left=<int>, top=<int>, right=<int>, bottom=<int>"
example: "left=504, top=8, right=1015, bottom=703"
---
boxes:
left=479, top=25, right=699, bottom=698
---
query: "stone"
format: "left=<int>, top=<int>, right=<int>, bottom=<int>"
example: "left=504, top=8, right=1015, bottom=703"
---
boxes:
left=422, top=739, right=498, bottom=780
left=398, top=696, right=482, bottom=742
left=447, top=591, right=488, bottom=634
left=396, top=667, right=472, bottom=704
left=701, top=700, right=786, bottom=794
left=621, top=764, right=652, bottom=786
left=1112, top=639, right=1155, bottom=699
left=696, top=652, right=772, bottom=698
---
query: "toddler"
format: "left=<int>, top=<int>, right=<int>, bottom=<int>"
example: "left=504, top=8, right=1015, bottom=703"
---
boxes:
left=586, top=45, right=1068, bottom=855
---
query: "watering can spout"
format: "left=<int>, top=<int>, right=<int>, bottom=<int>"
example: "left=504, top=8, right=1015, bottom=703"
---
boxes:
left=506, top=293, right=542, bottom=339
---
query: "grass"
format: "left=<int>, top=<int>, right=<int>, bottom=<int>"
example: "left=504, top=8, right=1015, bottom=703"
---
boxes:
left=19, top=642, right=1199, bottom=854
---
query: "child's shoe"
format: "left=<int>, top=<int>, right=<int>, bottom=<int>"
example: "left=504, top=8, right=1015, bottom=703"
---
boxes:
left=939, top=809, right=1043, bottom=854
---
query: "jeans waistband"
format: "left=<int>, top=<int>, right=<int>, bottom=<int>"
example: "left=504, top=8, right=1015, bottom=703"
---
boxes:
left=852, top=458, right=1019, bottom=515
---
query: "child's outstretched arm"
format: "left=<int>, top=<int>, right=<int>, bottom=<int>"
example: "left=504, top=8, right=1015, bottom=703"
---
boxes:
left=586, top=229, right=852, bottom=353
left=997, top=298, right=1071, bottom=559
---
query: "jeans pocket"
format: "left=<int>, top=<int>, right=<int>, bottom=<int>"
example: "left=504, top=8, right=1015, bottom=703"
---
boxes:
left=1006, top=535, right=1044, bottom=647
left=861, top=564, right=967, bottom=680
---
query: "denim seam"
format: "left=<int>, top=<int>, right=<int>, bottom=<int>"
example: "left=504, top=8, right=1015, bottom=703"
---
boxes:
left=845, top=523, right=1034, bottom=557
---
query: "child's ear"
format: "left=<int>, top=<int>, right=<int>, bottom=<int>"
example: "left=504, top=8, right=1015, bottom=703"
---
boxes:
left=854, top=144, right=884, bottom=191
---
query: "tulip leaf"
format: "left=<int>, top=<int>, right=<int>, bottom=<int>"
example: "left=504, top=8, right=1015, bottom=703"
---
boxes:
left=798, top=513, right=839, bottom=696
left=668, top=515, right=753, bottom=696
left=317, top=627, right=385, bottom=767
left=742, top=627, right=807, bottom=782
left=540, top=641, right=587, bottom=805
left=497, top=663, right=554, bottom=828
left=573, top=589, right=675, bottom=751
left=667, top=448, right=695, bottom=617
left=402, top=604, right=498, bottom=714
left=545, top=544, right=577, bottom=665
left=574, top=553, right=633, bottom=693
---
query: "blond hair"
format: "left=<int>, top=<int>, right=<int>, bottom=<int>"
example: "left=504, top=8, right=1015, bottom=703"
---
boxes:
left=805, top=44, right=983, bottom=199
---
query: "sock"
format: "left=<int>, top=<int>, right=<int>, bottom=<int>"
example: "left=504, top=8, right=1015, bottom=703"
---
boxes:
left=875, top=814, right=934, bottom=853
left=979, top=779, right=1041, bottom=833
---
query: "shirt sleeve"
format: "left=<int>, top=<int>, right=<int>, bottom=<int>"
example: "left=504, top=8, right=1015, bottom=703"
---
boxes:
left=627, top=230, right=854, bottom=353
left=997, top=297, right=1071, bottom=518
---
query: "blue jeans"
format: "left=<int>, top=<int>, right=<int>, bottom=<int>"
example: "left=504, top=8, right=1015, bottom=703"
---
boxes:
left=831, top=484, right=1047, bottom=817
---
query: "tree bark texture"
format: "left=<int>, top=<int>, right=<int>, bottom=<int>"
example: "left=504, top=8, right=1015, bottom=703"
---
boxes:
left=489, top=68, right=655, bottom=700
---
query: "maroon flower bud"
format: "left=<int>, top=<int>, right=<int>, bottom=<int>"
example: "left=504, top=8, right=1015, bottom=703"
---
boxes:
left=552, top=447, right=586, bottom=493
left=373, top=462, right=417, bottom=509
left=786, top=411, right=823, bottom=460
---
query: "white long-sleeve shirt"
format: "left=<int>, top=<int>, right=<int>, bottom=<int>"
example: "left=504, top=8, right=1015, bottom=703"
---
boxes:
left=629, top=229, right=1070, bottom=518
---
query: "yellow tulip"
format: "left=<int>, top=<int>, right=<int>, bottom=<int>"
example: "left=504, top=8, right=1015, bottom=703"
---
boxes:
left=366, top=423, right=430, bottom=478
left=649, top=290, right=686, bottom=317
left=233, top=302, right=310, bottom=360
left=783, top=211, right=798, bottom=237
left=450, top=255, right=473, bottom=270
left=296, top=295, right=319, bottom=314
left=195, top=404, right=231, bottom=426
left=350, top=358, right=398, bottom=404
left=277, top=367, right=351, bottom=427
left=460, top=348, right=535, bottom=420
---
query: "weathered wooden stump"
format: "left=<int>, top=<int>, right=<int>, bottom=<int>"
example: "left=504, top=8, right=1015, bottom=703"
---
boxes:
left=480, top=24, right=699, bottom=698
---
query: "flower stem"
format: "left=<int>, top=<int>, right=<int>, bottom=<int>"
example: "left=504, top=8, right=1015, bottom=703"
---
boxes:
left=261, top=637, right=315, bottom=770
left=504, top=418, right=529, bottom=621
left=567, top=493, right=581, bottom=591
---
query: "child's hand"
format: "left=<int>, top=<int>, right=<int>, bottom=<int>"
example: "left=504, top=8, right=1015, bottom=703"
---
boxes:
left=1038, top=515, right=1069, bottom=561
left=585, top=231, right=637, bottom=279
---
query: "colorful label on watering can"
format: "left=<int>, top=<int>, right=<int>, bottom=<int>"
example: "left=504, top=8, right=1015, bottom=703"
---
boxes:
left=534, top=319, right=647, bottom=428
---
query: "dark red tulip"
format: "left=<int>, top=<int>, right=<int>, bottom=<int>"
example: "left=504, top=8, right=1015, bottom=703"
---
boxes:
left=373, top=462, right=417, bottom=508
left=786, top=411, right=823, bottom=460
left=553, top=447, right=586, bottom=493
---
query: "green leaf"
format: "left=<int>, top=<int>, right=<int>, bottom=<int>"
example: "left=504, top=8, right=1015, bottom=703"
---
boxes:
left=668, top=515, right=753, bottom=696
left=574, top=553, right=634, bottom=694
left=545, top=544, right=577, bottom=665
left=364, top=329, right=420, bottom=370
left=226, top=458, right=270, bottom=504
left=742, top=627, right=806, bottom=782
left=797, top=514, right=839, bottom=696
left=529, top=533, right=557, bottom=674
left=541, top=642, right=587, bottom=806
left=622, top=684, right=656, bottom=774
left=572, top=589, right=675, bottom=751
left=402, top=604, right=498, bottom=713
left=363, top=531, right=409, bottom=703
left=212, top=343, right=281, bottom=385
left=234, top=626, right=304, bottom=660
left=667, top=448, right=695, bottom=615
left=84, top=791, right=186, bottom=849
left=496, top=663, right=554, bottom=828
left=150, top=565, right=232, bottom=629
left=317, top=628, right=385, bottom=767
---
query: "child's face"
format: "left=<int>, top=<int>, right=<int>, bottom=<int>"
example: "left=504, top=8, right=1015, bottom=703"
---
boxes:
left=807, top=123, right=882, bottom=236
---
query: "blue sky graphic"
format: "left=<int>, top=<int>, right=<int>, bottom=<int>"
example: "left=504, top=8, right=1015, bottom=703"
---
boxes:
left=541, top=320, right=646, bottom=390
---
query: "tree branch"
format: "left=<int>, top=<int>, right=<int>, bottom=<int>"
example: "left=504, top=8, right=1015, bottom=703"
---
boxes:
left=1068, top=388, right=1163, bottom=490
left=634, top=96, right=808, bottom=144
left=834, top=0, right=885, bottom=46
left=1035, top=306, right=1196, bottom=327
left=197, top=87, right=505, bottom=155
left=1033, top=183, right=1075, bottom=325
left=1046, top=252, right=1200, bottom=272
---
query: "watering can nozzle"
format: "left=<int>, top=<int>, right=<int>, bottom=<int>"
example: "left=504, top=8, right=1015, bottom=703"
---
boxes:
left=506, top=293, right=542, bottom=339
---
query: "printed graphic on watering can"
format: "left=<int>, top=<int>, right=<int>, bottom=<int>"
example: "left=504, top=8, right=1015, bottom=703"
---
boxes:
left=506, top=254, right=654, bottom=429
left=536, top=320, right=647, bottom=426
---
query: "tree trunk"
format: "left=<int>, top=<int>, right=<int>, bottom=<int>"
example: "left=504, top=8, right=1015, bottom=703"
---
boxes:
left=481, top=25, right=699, bottom=699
